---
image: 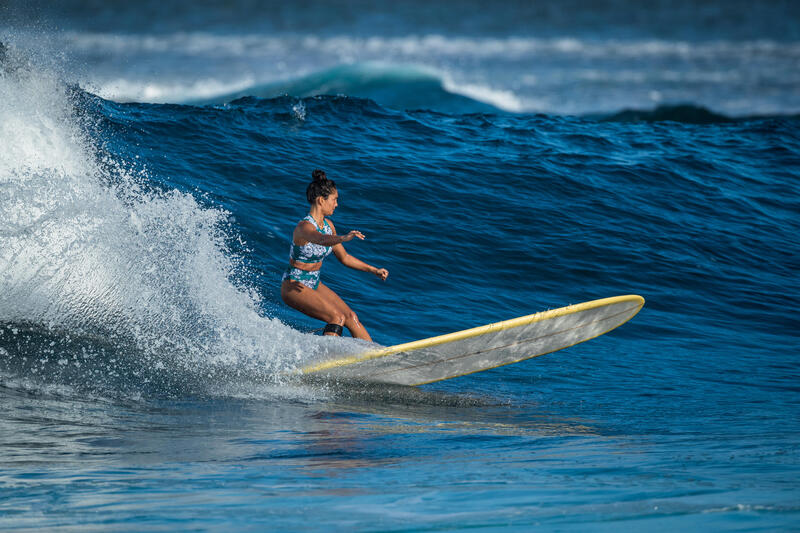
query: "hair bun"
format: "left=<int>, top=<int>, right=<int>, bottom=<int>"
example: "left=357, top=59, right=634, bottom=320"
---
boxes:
left=306, top=169, right=336, bottom=204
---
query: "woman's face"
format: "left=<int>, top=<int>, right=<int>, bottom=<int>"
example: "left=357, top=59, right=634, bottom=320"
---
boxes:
left=319, top=189, right=338, bottom=216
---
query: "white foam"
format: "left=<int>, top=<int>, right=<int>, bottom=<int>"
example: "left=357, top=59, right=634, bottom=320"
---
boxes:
left=0, top=45, right=357, bottom=393
left=59, top=31, right=800, bottom=64
left=92, top=76, right=256, bottom=103
left=440, top=75, right=526, bottom=113
left=51, top=29, right=785, bottom=52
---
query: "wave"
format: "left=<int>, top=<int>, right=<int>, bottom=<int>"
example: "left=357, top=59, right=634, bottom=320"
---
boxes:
left=192, top=62, right=514, bottom=113
left=595, top=104, right=800, bottom=124
left=216, top=93, right=800, bottom=124
left=2, top=42, right=798, bottom=398
left=16, top=29, right=798, bottom=115
left=0, top=46, right=363, bottom=397
left=148, top=63, right=800, bottom=122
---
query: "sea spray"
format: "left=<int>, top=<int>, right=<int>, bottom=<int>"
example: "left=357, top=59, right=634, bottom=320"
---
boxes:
left=0, top=45, right=358, bottom=397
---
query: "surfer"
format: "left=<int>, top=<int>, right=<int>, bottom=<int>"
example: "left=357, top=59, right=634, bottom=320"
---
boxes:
left=281, top=169, right=388, bottom=340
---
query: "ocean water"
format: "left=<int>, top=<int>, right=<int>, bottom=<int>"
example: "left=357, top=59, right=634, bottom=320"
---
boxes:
left=1, top=1, right=800, bottom=530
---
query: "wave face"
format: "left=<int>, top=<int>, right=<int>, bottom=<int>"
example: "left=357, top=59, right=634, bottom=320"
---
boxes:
left=2, top=52, right=799, bottom=400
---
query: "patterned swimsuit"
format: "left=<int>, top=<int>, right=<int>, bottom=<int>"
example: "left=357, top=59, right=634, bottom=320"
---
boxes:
left=281, top=215, right=333, bottom=289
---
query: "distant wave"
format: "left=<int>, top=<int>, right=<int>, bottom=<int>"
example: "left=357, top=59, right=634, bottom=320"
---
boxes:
left=595, top=104, right=800, bottom=124
left=213, top=91, right=800, bottom=124
left=22, top=30, right=798, bottom=116
left=185, top=64, right=799, bottom=121
left=193, top=63, right=515, bottom=113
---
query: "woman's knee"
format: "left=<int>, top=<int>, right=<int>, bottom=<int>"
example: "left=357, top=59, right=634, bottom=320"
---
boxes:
left=344, top=310, right=361, bottom=327
left=327, top=310, right=346, bottom=325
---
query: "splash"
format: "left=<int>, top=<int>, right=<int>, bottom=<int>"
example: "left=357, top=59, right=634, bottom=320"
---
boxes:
left=0, top=43, right=355, bottom=397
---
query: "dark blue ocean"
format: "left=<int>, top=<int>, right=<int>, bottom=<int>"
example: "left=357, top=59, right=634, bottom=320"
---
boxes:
left=1, top=1, right=799, bottom=530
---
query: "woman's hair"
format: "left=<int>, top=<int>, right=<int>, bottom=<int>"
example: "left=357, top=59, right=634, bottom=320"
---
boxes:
left=306, top=169, right=337, bottom=204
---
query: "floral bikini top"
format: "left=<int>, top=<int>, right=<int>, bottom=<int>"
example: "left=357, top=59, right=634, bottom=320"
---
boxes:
left=289, top=215, right=334, bottom=264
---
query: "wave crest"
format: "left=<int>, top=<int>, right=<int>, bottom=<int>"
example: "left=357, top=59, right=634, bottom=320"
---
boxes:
left=198, top=62, right=511, bottom=113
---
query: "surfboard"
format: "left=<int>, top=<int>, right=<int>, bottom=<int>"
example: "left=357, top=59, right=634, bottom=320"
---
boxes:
left=301, top=295, right=644, bottom=386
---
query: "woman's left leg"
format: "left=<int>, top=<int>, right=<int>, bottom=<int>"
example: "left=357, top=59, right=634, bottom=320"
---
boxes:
left=315, top=283, right=372, bottom=341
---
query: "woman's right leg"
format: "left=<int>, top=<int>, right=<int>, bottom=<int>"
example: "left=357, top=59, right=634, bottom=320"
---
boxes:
left=281, top=280, right=346, bottom=334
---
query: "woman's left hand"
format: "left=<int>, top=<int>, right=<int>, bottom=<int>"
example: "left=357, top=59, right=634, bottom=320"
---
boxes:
left=374, top=268, right=389, bottom=281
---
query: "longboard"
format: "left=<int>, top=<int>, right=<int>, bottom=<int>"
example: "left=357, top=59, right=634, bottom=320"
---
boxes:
left=301, top=295, right=644, bottom=386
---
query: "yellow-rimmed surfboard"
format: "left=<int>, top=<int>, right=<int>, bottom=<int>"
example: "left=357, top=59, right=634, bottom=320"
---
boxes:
left=302, top=295, right=644, bottom=386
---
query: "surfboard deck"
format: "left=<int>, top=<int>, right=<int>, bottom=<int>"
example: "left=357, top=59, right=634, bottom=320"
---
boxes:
left=301, top=295, right=644, bottom=386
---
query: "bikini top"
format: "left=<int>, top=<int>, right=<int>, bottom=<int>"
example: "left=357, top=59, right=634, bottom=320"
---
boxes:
left=289, top=215, right=334, bottom=264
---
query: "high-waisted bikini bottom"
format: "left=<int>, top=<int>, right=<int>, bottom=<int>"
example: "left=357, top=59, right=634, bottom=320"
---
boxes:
left=282, top=266, right=321, bottom=289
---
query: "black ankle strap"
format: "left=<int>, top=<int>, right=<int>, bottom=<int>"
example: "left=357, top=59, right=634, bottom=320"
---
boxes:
left=323, top=323, right=344, bottom=336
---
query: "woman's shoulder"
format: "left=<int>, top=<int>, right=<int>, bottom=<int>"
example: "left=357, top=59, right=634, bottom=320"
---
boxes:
left=293, top=218, right=316, bottom=239
left=294, top=218, right=313, bottom=231
left=296, top=214, right=317, bottom=228
left=324, top=218, right=336, bottom=233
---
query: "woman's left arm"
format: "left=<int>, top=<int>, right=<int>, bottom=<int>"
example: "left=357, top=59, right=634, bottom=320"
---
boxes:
left=329, top=220, right=389, bottom=281
left=336, top=248, right=389, bottom=280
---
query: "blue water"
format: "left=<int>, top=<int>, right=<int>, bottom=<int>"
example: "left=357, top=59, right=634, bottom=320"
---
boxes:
left=2, top=1, right=800, bottom=530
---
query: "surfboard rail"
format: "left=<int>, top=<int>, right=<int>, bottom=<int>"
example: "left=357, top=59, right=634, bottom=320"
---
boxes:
left=301, top=295, right=644, bottom=378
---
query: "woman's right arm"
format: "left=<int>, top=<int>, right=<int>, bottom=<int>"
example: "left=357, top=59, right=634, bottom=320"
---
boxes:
left=293, top=221, right=364, bottom=247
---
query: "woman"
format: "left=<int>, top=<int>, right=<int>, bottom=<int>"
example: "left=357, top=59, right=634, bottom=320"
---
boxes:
left=281, top=170, right=388, bottom=341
